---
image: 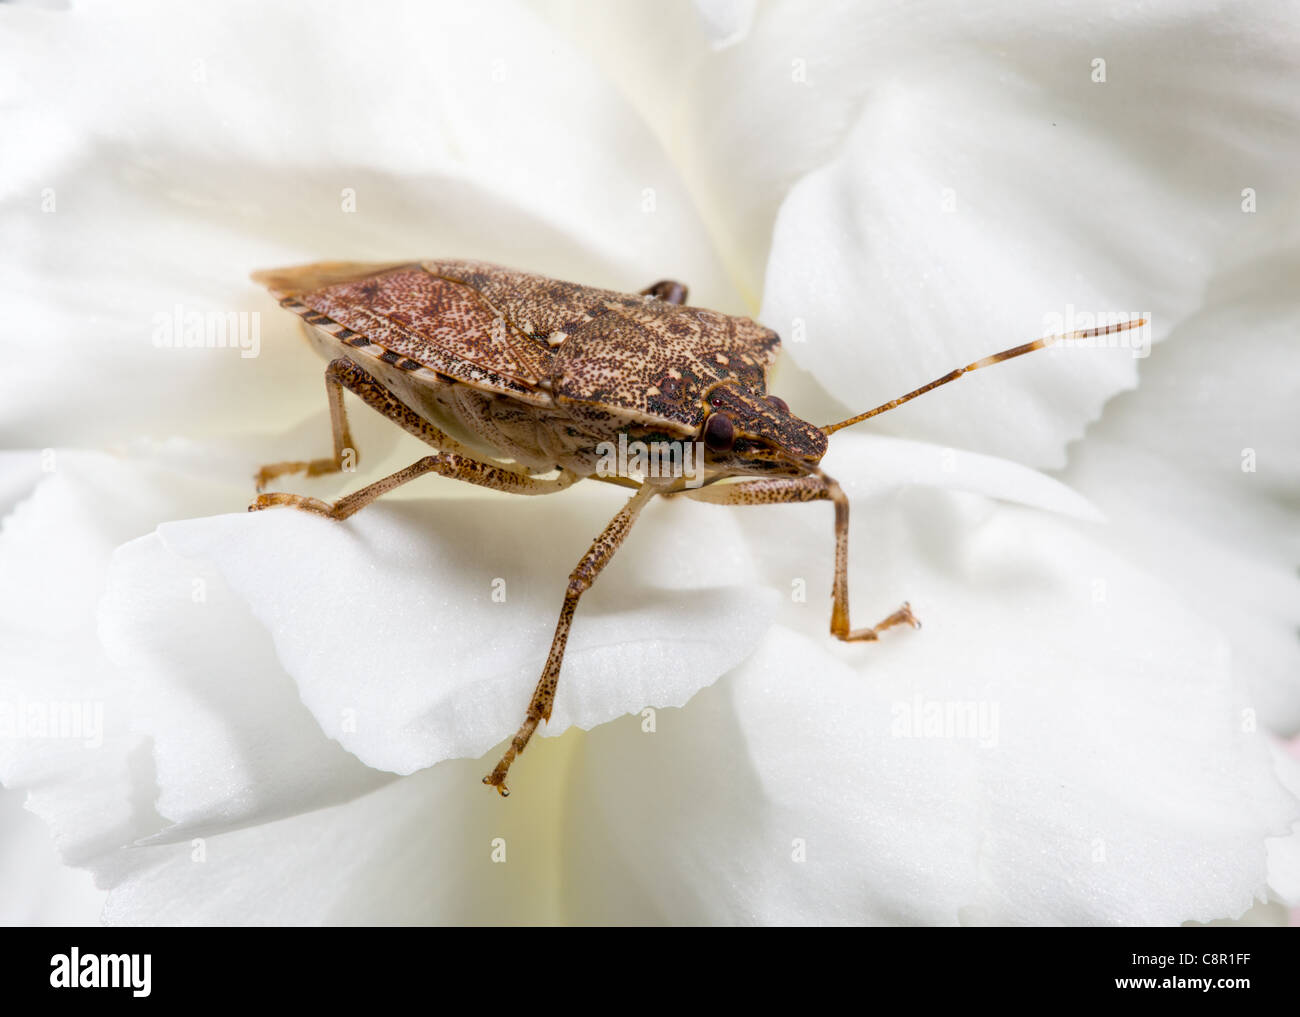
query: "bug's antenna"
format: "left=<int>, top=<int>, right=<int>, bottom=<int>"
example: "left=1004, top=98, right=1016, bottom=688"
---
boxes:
left=821, top=318, right=1148, bottom=436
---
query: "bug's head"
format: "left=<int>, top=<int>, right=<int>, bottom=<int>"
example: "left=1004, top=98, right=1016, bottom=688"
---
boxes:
left=697, top=384, right=827, bottom=476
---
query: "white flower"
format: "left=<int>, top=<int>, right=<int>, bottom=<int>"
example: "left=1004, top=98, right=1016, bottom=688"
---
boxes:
left=1, top=0, right=1297, bottom=925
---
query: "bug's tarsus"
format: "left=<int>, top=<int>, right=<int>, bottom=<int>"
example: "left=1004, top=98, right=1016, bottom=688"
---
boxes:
left=833, top=600, right=920, bottom=642
left=482, top=714, right=541, bottom=797
left=821, top=317, right=1149, bottom=436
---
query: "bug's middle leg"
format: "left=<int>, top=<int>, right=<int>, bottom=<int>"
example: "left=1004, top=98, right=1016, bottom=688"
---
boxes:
left=674, top=474, right=919, bottom=642
left=483, top=483, right=657, bottom=797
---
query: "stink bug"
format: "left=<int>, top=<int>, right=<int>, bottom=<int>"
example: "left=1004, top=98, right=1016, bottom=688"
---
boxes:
left=249, top=260, right=1145, bottom=795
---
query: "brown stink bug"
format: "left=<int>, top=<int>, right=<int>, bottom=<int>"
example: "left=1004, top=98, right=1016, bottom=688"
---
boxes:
left=249, top=260, right=1145, bottom=795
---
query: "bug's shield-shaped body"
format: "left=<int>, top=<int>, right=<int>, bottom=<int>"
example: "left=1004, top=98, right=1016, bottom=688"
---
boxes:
left=252, top=260, right=826, bottom=482
left=257, top=258, right=1053, bottom=795
left=253, top=259, right=1145, bottom=795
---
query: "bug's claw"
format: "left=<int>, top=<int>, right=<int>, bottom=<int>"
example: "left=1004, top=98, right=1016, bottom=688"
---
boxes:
left=878, top=601, right=920, bottom=633
left=482, top=774, right=510, bottom=797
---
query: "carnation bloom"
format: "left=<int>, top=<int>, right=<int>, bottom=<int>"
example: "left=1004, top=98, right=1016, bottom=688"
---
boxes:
left=1, top=0, right=1297, bottom=925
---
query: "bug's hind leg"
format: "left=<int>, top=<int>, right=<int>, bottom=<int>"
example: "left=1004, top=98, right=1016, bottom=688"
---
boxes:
left=251, top=452, right=580, bottom=519
left=253, top=356, right=488, bottom=496
left=255, top=363, right=357, bottom=491
left=640, top=280, right=688, bottom=305
left=483, top=483, right=656, bottom=797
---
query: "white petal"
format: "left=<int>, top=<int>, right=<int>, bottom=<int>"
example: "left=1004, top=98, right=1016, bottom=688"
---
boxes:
left=0, top=0, right=736, bottom=447
left=694, top=0, right=1300, bottom=294
left=155, top=496, right=778, bottom=775
left=98, top=753, right=574, bottom=925
left=692, top=0, right=758, bottom=50
left=530, top=2, right=717, bottom=155
left=100, top=533, right=393, bottom=839
left=668, top=0, right=1300, bottom=463
left=1, top=446, right=403, bottom=861
left=1063, top=251, right=1300, bottom=732
left=0, top=451, right=46, bottom=520
left=0, top=451, right=228, bottom=865
left=1264, top=737, right=1300, bottom=908
left=564, top=489, right=1297, bottom=924
left=822, top=432, right=1102, bottom=522
left=1068, top=442, right=1300, bottom=734
left=1074, top=245, right=1300, bottom=495
left=761, top=104, right=1153, bottom=468
left=0, top=787, right=107, bottom=925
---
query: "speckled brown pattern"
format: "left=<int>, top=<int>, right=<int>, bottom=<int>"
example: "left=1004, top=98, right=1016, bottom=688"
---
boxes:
left=256, top=259, right=832, bottom=480
left=305, top=266, right=545, bottom=397
left=425, top=258, right=784, bottom=436
left=262, top=258, right=788, bottom=429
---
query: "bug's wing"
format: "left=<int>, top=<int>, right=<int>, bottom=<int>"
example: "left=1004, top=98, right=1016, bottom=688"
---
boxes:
left=251, top=261, right=554, bottom=399
left=422, top=260, right=638, bottom=338
left=417, top=261, right=784, bottom=428
left=425, top=259, right=781, bottom=373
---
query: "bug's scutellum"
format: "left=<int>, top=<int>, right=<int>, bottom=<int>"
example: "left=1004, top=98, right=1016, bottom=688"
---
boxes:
left=250, top=259, right=1146, bottom=795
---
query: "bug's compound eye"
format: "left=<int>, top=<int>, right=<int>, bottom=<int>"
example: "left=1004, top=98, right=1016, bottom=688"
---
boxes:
left=765, top=395, right=790, bottom=414
left=702, top=412, right=735, bottom=452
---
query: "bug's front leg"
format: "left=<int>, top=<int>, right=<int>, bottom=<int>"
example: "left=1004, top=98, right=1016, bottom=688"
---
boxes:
left=484, top=483, right=657, bottom=797
left=819, top=473, right=919, bottom=641
left=674, top=474, right=919, bottom=642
